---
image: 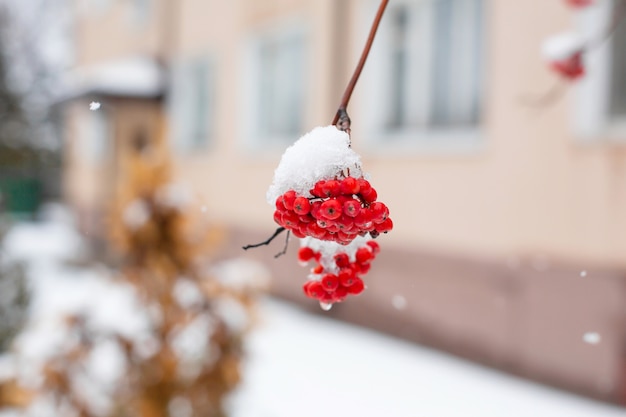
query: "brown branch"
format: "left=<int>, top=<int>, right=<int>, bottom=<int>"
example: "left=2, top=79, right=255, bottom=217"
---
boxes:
left=518, top=79, right=567, bottom=108
left=332, top=0, right=389, bottom=130
left=242, top=227, right=286, bottom=251
left=273, top=230, right=291, bottom=258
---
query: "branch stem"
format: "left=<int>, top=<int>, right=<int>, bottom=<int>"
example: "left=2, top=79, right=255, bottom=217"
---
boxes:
left=242, top=227, right=286, bottom=250
left=332, top=0, right=389, bottom=127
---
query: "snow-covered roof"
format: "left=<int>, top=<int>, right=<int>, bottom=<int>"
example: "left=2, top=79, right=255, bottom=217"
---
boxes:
left=59, top=56, right=166, bottom=101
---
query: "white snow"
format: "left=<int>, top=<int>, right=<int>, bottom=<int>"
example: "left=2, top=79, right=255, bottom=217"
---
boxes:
left=300, top=235, right=372, bottom=275
left=583, top=332, right=601, bottom=345
left=266, top=125, right=363, bottom=205
left=228, top=299, right=625, bottom=417
left=89, top=101, right=101, bottom=111
left=542, top=31, right=586, bottom=61
left=122, top=199, right=150, bottom=230
left=61, top=56, right=165, bottom=100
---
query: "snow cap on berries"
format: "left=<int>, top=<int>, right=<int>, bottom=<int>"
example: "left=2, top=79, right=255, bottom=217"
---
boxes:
left=542, top=31, right=585, bottom=62
left=266, top=125, right=363, bottom=205
left=300, top=235, right=372, bottom=274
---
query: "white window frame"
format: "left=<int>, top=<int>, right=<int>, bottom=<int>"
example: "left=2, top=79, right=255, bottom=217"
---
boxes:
left=169, top=55, right=214, bottom=153
left=358, top=0, right=485, bottom=154
left=573, top=0, right=626, bottom=141
left=241, top=20, right=308, bottom=153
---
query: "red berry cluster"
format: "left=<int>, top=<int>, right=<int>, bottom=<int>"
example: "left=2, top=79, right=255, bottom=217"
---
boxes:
left=298, top=240, right=380, bottom=304
left=274, top=177, right=392, bottom=244
left=565, top=0, right=593, bottom=8
left=551, top=51, right=585, bottom=80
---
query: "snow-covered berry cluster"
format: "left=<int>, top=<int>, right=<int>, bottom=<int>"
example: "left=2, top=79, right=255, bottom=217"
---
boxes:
left=274, top=177, right=392, bottom=244
left=267, top=125, right=392, bottom=309
left=542, top=32, right=586, bottom=80
left=298, top=238, right=379, bottom=309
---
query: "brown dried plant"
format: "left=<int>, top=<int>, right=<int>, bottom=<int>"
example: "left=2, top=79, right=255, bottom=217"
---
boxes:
left=0, top=117, right=264, bottom=417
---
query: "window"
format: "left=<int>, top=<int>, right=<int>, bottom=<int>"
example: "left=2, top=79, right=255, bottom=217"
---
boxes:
left=170, top=57, right=213, bottom=152
left=244, top=26, right=307, bottom=148
left=363, top=0, right=484, bottom=146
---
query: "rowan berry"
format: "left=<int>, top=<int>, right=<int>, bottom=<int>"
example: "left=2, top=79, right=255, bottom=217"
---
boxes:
left=334, top=253, right=350, bottom=268
left=322, top=180, right=341, bottom=197
left=321, top=274, right=339, bottom=291
left=376, top=217, right=393, bottom=233
left=343, top=199, right=361, bottom=218
left=293, top=196, right=311, bottom=215
left=320, top=199, right=342, bottom=220
left=346, top=278, right=365, bottom=294
left=340, top=177, right=360, bottom=195
left=355, top=247, right=374, bottom=264
left=298, top=247, right=316, bottom=262
left=281, top=190, right=297, bottom=210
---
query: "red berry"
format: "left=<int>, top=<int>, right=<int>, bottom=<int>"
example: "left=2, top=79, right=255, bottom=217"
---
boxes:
left=320, top=199, right=342, bottom=220
left=370, top=202, right=389, bottom=223
left=322, top=180, right=341, bottom=197
left=275, top=197, right=287, bottom=212
left=310, top=181, right=326, bottom=198
left=346, top=278, right=365, bottom=295
left=357, top=262, right=371, bottom=274
left=340, top=177, right=360, bottom=195
left=338, top=268, right=356, bottom=286
left=366, top=241, right=381, bottom=254
left=376, top=217, right=393, bottom=233
left=298, top=247, right=316, bottom=262
left=336, top=215, right=354, bottom=231
left=310, top=201, right=322, bottom=219
left=356, top=247, right=374, bottom=264
left=306, top=222, right=327, bottom=239
left=312, top=265, right=324, bottom=274
left=281, top=190, right=297, bottom=210
left=293, top=196, right=311, bottom=215
left=333, top=286, right=348, bottom=301
left=305, top=281, right=325, bottom=298
left=282, top=212, right=300, bottom=229
left=353, top=209, right=373, bottom=229
left=342, top=199, right=361, bottom=218
left=360, top=187, right=378, bottom=204
left=321, top=274, right=339, bottom=291
left=357, top=178, right=372, bottom=194
left=273, top=210, right=283, bottom=226
left=334, top=253, right=350, bottom=268
left=551, top=52, right=584, bottom=80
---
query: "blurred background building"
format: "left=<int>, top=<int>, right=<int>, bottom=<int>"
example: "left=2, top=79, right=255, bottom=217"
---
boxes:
left=52, top=0, right=626, bottom=406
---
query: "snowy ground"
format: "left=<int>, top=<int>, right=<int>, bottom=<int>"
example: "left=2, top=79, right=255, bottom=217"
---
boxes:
left=230, top=299, right=626, bottom=417
left=2, top=208, right=625, bottom=417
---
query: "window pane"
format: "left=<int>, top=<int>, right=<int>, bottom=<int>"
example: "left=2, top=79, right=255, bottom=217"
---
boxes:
left=258, top=33, right=305, bottom=140
left=388, top=5, right=410, bottom=128
left=430, top=0, right=483, bottom=127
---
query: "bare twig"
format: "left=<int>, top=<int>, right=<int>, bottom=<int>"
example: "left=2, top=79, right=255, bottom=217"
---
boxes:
left=273, top=230, right=291, bottom=258
left=242, top=227, right=286, bottom=251
left=332, top=0, right=389, bottom=130
left=518, top=79, right=567, bottom=108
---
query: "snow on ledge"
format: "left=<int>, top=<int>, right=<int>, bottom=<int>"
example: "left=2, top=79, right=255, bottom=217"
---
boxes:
left=59, top=56, right=165, bottom=101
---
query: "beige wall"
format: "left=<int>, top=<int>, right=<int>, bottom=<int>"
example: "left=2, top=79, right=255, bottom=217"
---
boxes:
left=67, top=0, right=626, bottom=267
